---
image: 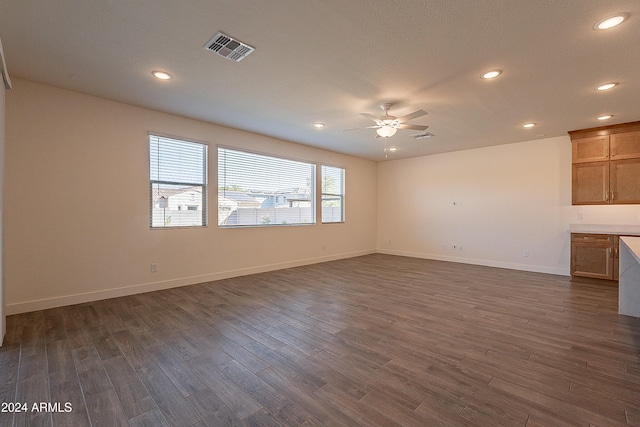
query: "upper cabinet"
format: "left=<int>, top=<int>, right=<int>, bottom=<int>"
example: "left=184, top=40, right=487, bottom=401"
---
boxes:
left=572, top=135, right=609, bottom=163
left=569, top=121, right=640, bottom=205
left=610, top=131, right=640, bottom=160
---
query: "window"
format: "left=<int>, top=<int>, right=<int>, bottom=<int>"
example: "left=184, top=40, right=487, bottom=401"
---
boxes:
left=149, top=135, right=208, bottom=227
left=321, top=165, right=345, bottom=223
left=218, top=147, right=315, bottom=227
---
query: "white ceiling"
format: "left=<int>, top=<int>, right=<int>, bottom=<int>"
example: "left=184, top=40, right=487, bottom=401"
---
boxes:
left=1, top=0, right=639, bottom=161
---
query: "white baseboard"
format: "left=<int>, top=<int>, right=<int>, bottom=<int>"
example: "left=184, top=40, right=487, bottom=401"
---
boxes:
left=376, top=248, right=570, bottom=276
left=5, top=249, right=375, bottom=315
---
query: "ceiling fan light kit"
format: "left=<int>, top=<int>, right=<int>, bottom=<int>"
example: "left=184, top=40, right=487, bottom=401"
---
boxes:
left=350, top=103, right=429, bottom=142
left=376, top=125, right=397, bottom=138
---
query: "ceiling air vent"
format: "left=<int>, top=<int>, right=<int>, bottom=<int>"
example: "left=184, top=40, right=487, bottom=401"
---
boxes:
left=204, top=32, right=255, bottom=62
left=411, top=132, right=434, bottom=139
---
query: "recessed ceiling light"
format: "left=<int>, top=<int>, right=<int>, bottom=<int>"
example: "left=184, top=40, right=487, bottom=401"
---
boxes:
left=596, top=82, right=619, bottom=91
left=481, top=70, right=502, bottom=79
left=597, top=114, right=613, bottom=121
left=388, top=146, right=398, bottom=152
left=151, top=70, right=173, bottom=80
left=313, top=122, right=325, bottom=129
left=596, top=82, right=618, bottom=91
left=523, top=123, right=536, bottom=128
left=594, top=13, right=629, bottom=30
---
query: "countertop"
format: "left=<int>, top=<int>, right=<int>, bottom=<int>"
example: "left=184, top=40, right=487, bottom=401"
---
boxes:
left=569, top=224, right=640, bottom=236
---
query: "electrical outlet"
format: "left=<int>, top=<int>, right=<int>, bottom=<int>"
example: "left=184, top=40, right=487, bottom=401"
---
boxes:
left=522, top=250, right=529, bottom=257
left=151, top=263, right=158, bottom=273
left=458, top=245, right=463, bottom=251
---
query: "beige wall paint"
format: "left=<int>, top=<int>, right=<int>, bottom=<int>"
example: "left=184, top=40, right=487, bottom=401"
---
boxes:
left=0, top=78, right=5, bottom=339
left=4, top=78, right=377, bottom=314
left=377, top=136, right=640, bottom=275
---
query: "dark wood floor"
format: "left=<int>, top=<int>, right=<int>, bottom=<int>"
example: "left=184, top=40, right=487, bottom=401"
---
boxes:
left=1, top=254, right=640, bottom=426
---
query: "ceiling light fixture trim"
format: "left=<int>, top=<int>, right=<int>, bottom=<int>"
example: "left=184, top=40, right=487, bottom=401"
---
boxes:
left=481, top=69, right=502, bottom=79
left=596, top=82, right=618, bottom=91
left=151, top=70, right=173, bottom=80
left=594, top=13, right=630, bottom=30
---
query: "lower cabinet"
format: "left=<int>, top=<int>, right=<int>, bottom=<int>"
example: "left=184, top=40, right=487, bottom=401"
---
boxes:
left=570, top=233, right=618, bottom=281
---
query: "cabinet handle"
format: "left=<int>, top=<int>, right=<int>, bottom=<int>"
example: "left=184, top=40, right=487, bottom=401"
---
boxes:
left=605, top=190, right=609, bottom=201
left=611, top=191, right=615, bottom=201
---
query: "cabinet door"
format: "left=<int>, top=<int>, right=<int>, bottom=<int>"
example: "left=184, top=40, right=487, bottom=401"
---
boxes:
left=610, top=158, right=640, bottom=204
left=610, top=131, right=640, bottom=160
left=572, top=162, right=609, bottom=205
left=571, top=241, right=614, bottom=280
left=572, top=135, right=609, bottom=163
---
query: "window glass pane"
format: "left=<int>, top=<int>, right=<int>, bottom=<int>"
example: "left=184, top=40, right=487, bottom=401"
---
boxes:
left=321, top=165, right=345, bottom=223
left=218, top=147, right=315, bottom=227
left=150, top=135, right=208, bottom=227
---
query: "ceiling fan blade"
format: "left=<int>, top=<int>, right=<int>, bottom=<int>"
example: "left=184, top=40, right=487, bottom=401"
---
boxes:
left=360, top=112, right=381, bottom=122
left=396, top=110, right=428, bottom=123
left=396, top=124, right=429, bottom=131
left=343, top=125, right=380, bottom=131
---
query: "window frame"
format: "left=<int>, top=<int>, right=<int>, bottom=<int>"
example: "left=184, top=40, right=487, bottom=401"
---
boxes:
left=149, top=133, right=209, bottom=229
left=217, top=145, right=317, bottom=228
left=321, top=164, right=346, bottom=224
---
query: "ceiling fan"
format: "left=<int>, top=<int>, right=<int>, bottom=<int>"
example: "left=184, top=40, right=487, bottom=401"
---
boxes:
left=348, top=103, right=429, bottom=138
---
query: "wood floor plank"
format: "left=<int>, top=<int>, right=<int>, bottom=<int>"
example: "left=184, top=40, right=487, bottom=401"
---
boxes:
left=49, top=378, right=92, bottom=427
left=185, top=387, right=245, bottom=427
left=256, top=366, right=356, bottom=427
left=71, top=345, right=114, bottom=397
left=102, top=355, right=156, bottom=419
left=218, top=359, right=311, bottom=426
left=14, top=373, right=51, bottom=427
left=133, top=363, right=202, bottom=427
left=84, top=388, right=129, bottom=427
left=0, top=382, right=17, bottom=427
left=184, top=355, right=262, bottom=420
left=127, top=408, right=170, bottom=427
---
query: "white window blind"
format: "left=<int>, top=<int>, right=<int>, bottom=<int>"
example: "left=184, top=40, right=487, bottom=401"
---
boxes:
left=149, top=135, right=208, bottom=227
left=321, top=165, right=345, bottom=223
left=218, top=147, right=315, bottom=227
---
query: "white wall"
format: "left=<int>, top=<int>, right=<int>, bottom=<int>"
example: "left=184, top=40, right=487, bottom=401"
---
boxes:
left=377, top=136, right=640, bottom=275
left=0, top=74, right=5, bottom=341
left=4, top=78, right=377, bottom=314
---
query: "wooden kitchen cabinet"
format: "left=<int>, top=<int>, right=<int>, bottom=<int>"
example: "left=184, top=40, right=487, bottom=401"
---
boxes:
left=610, top=130, right=640, bottom=160
left=570, top=233, right=615, bottom=280
left=571, top=135, right=609, bottom=163
left=572, top=161, right=609, bottom=204
left=569, top=122, right=640, bottom=205
left=610, top=158, right=640, bottom=203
